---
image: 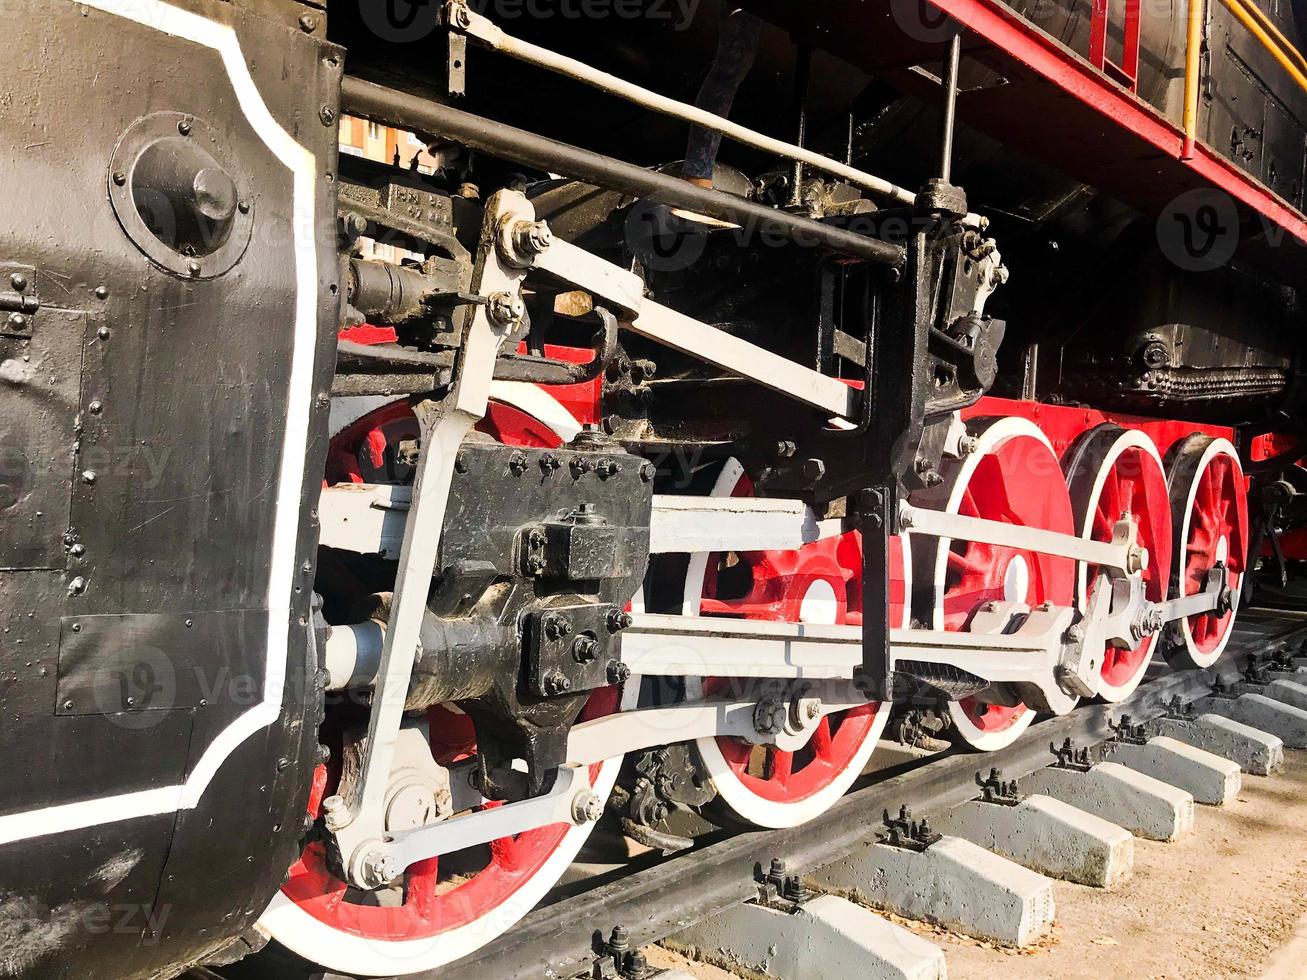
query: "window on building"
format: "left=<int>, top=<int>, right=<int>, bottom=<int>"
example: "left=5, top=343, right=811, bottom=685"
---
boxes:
left=366, top=121, right=383, bottom=142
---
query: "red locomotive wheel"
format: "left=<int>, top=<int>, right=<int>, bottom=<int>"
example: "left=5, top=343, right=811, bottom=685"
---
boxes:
left=1164, top=435, right=1249, bottom=670
left=913, top=417, right=1077, bottom=751
left=681, top=458, right=906, bottom=828
left=1064, top=426, right=1172, bottom=701
left=261, top=394, right=622, bottom=976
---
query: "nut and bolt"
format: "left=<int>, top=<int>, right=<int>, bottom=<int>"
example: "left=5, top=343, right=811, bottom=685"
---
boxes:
left=321, top=794, right=349, bottom=830
left=527, top=528, right=547, bottom=549
left=957, top=434, right=980, bottom=455
left=802, top=458, right=826, bottom=481
left=543, top=669, right=572, bottom=695
left=571, top=789, right=604, bottom=824
left=607, top=609, right=633, bottom=633
left=487, top=291, right=525, bottom=329
left=571, top=635, right=598, bottom=663
left=88, top=400, right=103, bottom=415
left=359, top=848, right=400, bottom=889
left=448, top=2, right=473, bottom=28
left=319, top=106, right=336, bottom=127
left=595, top=457, right=621, bottom=479
left=525, top=555, right=546, bottom=576
left=186, top=259, right=202, bottom=277
left=69, top=543, right=86, bottom=558
left=94, top=285, right=109, bottom=300
left=177, top=117, right=193, bottom=136
left=298, top=12, right=319, bottom=31
left=511, top=219, right=554, bottom=259
left=753, top=698, right=787, bottom=736
left=543, top=613, right=573, bottom=640
left=7, top=313, right=27, bottom=331
left=639, top=460, right=656, bottom=482
left=81, top=470, right=97, bottom=485
left=570, top=457, right=593, bottom=477
left=607, top=925, right=631, bottom=955
left=9, top=273, right=27, bottom=292
left=607, top=660, right=631, bottom=684
left=539, top=453, right=561, bottom=472
left=508, top=450, right=529, bottom=475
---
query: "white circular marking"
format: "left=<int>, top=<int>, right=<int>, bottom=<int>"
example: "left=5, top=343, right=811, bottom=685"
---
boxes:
left=1002, top=555, right=1029, bottom=604
left=798, top=579, right=839, bottom=625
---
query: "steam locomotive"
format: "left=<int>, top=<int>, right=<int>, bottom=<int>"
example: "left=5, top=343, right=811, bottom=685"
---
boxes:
left=1, top=0, right=1304, bottom=975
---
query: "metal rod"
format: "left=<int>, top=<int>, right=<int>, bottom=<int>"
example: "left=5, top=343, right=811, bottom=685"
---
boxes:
left=789, top=42, right=812, bottom=208
left=341, top=77, right=906, bottom=268
left=449, top=2, right=918, bottom=205
left=1182, top=0, right=1205, bottom=160
left=939, top=31, right=962, bottom=183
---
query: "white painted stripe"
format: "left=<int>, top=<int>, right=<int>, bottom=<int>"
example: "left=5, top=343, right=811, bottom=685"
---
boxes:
left=0, top=0, right=318, bottom=845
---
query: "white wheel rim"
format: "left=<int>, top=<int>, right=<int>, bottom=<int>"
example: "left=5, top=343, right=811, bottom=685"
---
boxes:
left=1176, top=437, right=1243, bottom=668
left=1071, top=427, right=1167, bottom=702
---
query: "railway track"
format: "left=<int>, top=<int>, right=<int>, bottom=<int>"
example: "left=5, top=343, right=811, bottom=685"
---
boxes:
left=398, top=607, right=1307, bottom=980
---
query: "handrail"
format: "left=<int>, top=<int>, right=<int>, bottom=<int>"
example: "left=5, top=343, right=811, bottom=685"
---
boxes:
left=1182, top=0, right=1205, bottom=159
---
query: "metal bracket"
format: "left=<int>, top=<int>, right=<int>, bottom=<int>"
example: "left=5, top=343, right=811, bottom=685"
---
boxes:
left=0, top=263, right=38, bottom=338
left=975, top=767, right=1022, bottom=806
left=1049, top=737, right=1096, bottom=772
left=328, top=190, right=531, bottom=890
left=878, top=804, right=941, bottom=851
left=1108, top=713, right=1150, bottom=745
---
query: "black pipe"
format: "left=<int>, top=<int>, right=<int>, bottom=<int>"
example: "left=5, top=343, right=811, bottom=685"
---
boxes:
left=341, top=77, right=905, bottom=268
left=939, top=32, right=962, bottom=183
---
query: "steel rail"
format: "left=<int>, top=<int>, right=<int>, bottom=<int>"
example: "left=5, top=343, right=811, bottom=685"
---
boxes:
left=419, top=608, right=1307, bottom=980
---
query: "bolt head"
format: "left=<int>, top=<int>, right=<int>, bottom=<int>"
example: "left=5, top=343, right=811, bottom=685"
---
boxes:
left=319, top=106, right=336, bottom=127
left=9, top=273, right=27, bottom=291
left=298, top=12, right=319, bottom=31
left=571, top=790, right=604, bottom=824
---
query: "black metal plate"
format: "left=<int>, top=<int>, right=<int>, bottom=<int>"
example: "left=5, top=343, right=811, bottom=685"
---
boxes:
left=56, top=610, right=265, bottom=716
